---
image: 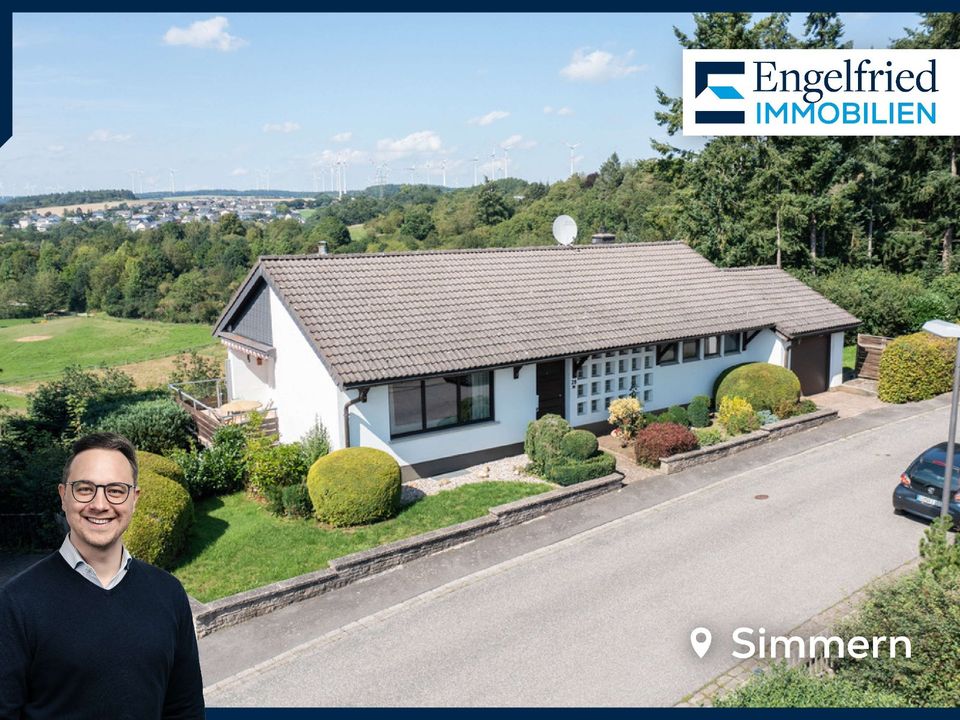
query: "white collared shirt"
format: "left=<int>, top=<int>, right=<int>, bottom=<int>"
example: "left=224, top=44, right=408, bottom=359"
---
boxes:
left=59, top=534, right=133, bottom=590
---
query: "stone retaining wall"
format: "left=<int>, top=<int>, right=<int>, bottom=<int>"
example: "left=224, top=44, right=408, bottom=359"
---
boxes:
left=659, top=408, right=838, bottom=474
left=192, top=472, right=623, bottom=636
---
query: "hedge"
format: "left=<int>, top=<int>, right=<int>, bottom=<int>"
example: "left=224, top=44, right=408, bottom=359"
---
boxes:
left=715, top=363, right=801, bottom=411
left=136, top=450, right=186, bottom=489
left=248, top=443, right=309, bottom=498
left=545, top=452, right=616, bottom=486
left=307, top=447, right=401, bottom=527
left=524, top=414, right=571, bottom=472
left=877, top=332, right=955, bottom=404
left=634, top=422, right=698, bottom=467
left=95, top=399, right=195, bottom=454
left=126, top=469, right=194, bottom=569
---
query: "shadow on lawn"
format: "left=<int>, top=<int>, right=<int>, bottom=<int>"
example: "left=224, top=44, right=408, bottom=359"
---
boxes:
left=172, top=496, right=229, bottom=569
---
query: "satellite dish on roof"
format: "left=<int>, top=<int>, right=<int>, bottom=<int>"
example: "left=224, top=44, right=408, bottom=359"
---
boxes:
left=552, top=214, right=577, bottom=246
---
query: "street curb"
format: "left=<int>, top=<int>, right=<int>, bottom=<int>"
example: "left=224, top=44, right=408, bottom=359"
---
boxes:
left=191, top=472, right=623, bottom=636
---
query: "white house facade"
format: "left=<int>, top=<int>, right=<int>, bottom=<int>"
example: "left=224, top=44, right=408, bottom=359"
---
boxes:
left=213, top=243, right=857, bottom=478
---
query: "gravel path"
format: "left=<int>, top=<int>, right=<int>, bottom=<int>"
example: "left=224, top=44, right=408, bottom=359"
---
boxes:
left=400, top=453, right=550, bottom=504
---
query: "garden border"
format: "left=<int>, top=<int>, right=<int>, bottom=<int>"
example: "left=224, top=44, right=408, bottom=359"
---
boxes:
left=659, top=408, right=838, bottom=474
left=191, top=472, right=623, bottom=636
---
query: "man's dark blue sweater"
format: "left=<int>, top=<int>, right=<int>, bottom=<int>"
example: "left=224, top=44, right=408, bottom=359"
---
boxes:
left=0, top=552, right=205, bottom=720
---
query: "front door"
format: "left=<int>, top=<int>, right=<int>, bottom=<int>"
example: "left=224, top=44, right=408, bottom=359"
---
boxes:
left=536, top=360, right=566, bottom=419
left=790, top=334, right=830, bottom=395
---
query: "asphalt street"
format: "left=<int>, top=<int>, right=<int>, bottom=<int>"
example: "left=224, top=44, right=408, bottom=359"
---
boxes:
left=203, top=397, right=946, bottom=706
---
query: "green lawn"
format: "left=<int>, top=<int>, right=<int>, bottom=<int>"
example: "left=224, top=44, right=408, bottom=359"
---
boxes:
left=348, top=223, right=370, bottom=241
left=843, top=344, right=857, bottom=370
left=174, top=482, right=552, bottom=601
left=0, top=315, right=216, bottom=386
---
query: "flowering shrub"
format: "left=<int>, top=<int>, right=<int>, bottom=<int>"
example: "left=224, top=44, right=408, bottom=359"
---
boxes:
left=608, top=397, right=644, bottom=447
left=717, top=396, right=760, bottom=436
left=633, top=422, right=698, bottom=467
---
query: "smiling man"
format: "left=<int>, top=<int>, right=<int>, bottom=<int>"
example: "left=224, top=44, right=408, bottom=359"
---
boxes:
left=0, top=432, right=205, bottom=720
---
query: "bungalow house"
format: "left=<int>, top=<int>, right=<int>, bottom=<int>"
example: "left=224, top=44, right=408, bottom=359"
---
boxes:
left=212, top=242, right=858, bottom=478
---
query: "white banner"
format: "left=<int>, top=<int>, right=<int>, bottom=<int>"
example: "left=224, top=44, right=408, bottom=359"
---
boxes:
left=683, top=49, right=960, bottom=136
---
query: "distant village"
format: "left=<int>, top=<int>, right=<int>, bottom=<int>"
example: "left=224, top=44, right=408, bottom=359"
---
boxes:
left=14, top=196, right=308, bottom=233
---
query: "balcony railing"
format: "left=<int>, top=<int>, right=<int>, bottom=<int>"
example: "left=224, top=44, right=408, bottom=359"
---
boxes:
left=169, top=378, right=278, bottom=446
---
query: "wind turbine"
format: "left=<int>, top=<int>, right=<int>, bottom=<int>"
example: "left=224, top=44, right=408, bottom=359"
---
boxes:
left=472, top=156, right=479, bottom=186
left=566, top=142, right=580, bottom=178
left=490, top=149, right=497, bottom=181
left=440, top=159, right=447, bottom=188
left=502, top=146, right=511, bottom=179
left=169, top=169, right=178, bottom=195
left=424, top=161, right=431, bottom=186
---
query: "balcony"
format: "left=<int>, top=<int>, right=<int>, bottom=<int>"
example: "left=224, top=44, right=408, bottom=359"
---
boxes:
left=169, top=378, right=278, bottom=447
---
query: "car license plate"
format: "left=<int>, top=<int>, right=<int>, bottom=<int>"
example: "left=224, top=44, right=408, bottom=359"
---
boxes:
left=917, top=494, right=942, bottom=507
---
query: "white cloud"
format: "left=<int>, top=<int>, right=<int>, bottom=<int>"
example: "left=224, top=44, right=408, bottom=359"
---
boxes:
left=262, top=121, right=301, bottom=134
left=557, top=106, right=574, bottom=116
left=87, top=129, right=131, bottom=143
left=560, top=48, right=645, bottom=82
left=331, top=131, right=352, bottom=143
left=163, top=16, right=247, bottom=52
left=544, top=105, right=575, bottom=116
left=231, top=167, right=248, bottom=176
left=500, top=134, right=536, bottom=150
left=468, top=110, right=510, bottom=126
left=376, top=131, right=443, bottom=158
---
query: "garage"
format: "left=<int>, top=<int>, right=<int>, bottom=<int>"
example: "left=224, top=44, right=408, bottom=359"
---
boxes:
left=790, top=333, right=830, bottom=395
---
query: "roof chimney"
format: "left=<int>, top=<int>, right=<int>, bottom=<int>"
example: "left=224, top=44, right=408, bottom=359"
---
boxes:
left=317, top=241, right=328, bottom=255
left=590, top=229, right=616, bottom=244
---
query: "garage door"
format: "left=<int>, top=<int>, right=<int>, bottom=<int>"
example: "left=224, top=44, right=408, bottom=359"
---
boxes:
left=790, top=334, right=829, bottom=395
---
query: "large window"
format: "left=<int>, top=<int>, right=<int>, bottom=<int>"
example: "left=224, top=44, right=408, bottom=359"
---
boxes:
left=682, top=339, right=700, bottom=362
left=389, top=371, right=493, bottom=437
left=656, top=342, right=679, bottom=366
left=723, top=333, right=742, bottom=355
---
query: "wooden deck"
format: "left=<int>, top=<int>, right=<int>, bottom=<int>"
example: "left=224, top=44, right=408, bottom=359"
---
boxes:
left=169, top=379, right=278, bottom=446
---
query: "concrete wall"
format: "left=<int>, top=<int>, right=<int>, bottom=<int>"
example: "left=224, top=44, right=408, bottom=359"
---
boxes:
left=268, top=289, right=345, bottom=446
left=349, top=365, right=536, bottom=467
left=829, top=331, right=845, bottom=388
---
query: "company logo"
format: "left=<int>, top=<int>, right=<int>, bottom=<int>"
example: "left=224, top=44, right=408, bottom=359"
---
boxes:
left=684, top=49, right=960, bottom=136
left=694, top=61, right=745, bottom=124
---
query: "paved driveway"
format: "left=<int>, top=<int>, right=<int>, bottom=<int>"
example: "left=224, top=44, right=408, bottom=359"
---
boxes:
left=204, top=396, right=946, bottom=707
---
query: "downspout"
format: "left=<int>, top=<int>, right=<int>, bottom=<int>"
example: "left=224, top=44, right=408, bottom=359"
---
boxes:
left=342, top=387, right=370, bottom=448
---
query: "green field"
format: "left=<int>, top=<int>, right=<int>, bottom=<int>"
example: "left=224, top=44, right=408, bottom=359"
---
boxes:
left=348, top=223, right=370, bottom=241
left=0, top=391, right=27, bottom=410
left=0, top=316, right=217, bottom=386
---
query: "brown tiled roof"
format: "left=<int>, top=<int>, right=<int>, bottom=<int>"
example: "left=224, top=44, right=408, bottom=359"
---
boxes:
left=224, top=243, right=857, bottom=386
left=720, top=265, right=859, bottom=338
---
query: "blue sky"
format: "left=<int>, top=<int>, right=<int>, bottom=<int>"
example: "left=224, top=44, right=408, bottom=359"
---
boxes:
left=4, top=12, right=922, bottom=196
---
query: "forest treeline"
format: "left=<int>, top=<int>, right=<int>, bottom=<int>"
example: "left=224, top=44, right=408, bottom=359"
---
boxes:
left=1, top=13, right=957, bottom=338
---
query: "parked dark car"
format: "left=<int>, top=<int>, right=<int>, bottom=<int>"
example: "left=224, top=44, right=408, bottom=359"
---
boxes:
left=892, top=442, right=960, bottom=527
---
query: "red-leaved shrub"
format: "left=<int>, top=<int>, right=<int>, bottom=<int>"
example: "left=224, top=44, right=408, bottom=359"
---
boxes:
left=634, top=422, right=698, bottom=467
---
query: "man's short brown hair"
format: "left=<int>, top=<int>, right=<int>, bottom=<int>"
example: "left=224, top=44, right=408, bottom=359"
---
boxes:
left=61, top=432, right=139, bottom=485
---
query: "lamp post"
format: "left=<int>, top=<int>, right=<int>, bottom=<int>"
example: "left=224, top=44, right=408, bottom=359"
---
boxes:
left=922, top=319, right=960, bottom=519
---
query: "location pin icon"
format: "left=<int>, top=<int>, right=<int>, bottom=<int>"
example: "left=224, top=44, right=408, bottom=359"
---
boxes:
left=690, top=627, right=712, bottom=658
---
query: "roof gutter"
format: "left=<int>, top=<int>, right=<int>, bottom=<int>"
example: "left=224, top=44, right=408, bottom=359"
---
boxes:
left=343, top=387, right=370, bottom=448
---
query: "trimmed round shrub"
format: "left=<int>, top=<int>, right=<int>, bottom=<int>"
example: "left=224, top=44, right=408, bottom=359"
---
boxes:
left=136, top=450, right=186, bottom=489
left=282, top=483, right=314, bottom=518
left=545, top=452, right=617, bottom=486
left=711, top=362, right=749, bottom=404
left=560, top=429, right=598, bottom=460
left=716, top=362, right=801, bottom=411
left=307, top=447, right=401, bottom=527
left=717, top=396, right=760, bottom=436
left=96, top=399, right=195, bottom=454
left=524, top=414, right=571, bottom=472
left=687, top=395, right=711, bottom=428
left=247, top=443, right=309, bottom=498
left=664, top=405, right=690, bottom=427
left=634, top=422, right=698, bottom=467
left=878, top=331, right=955, bottom=404
left=126, top=469, right=194, bottom=569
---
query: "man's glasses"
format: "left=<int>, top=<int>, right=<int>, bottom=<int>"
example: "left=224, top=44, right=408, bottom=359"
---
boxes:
left=65, top=481, right=136, bottom=505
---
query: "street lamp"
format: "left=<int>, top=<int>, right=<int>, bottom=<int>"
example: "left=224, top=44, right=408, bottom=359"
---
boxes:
left=922, top=319, right=960, bottom=519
